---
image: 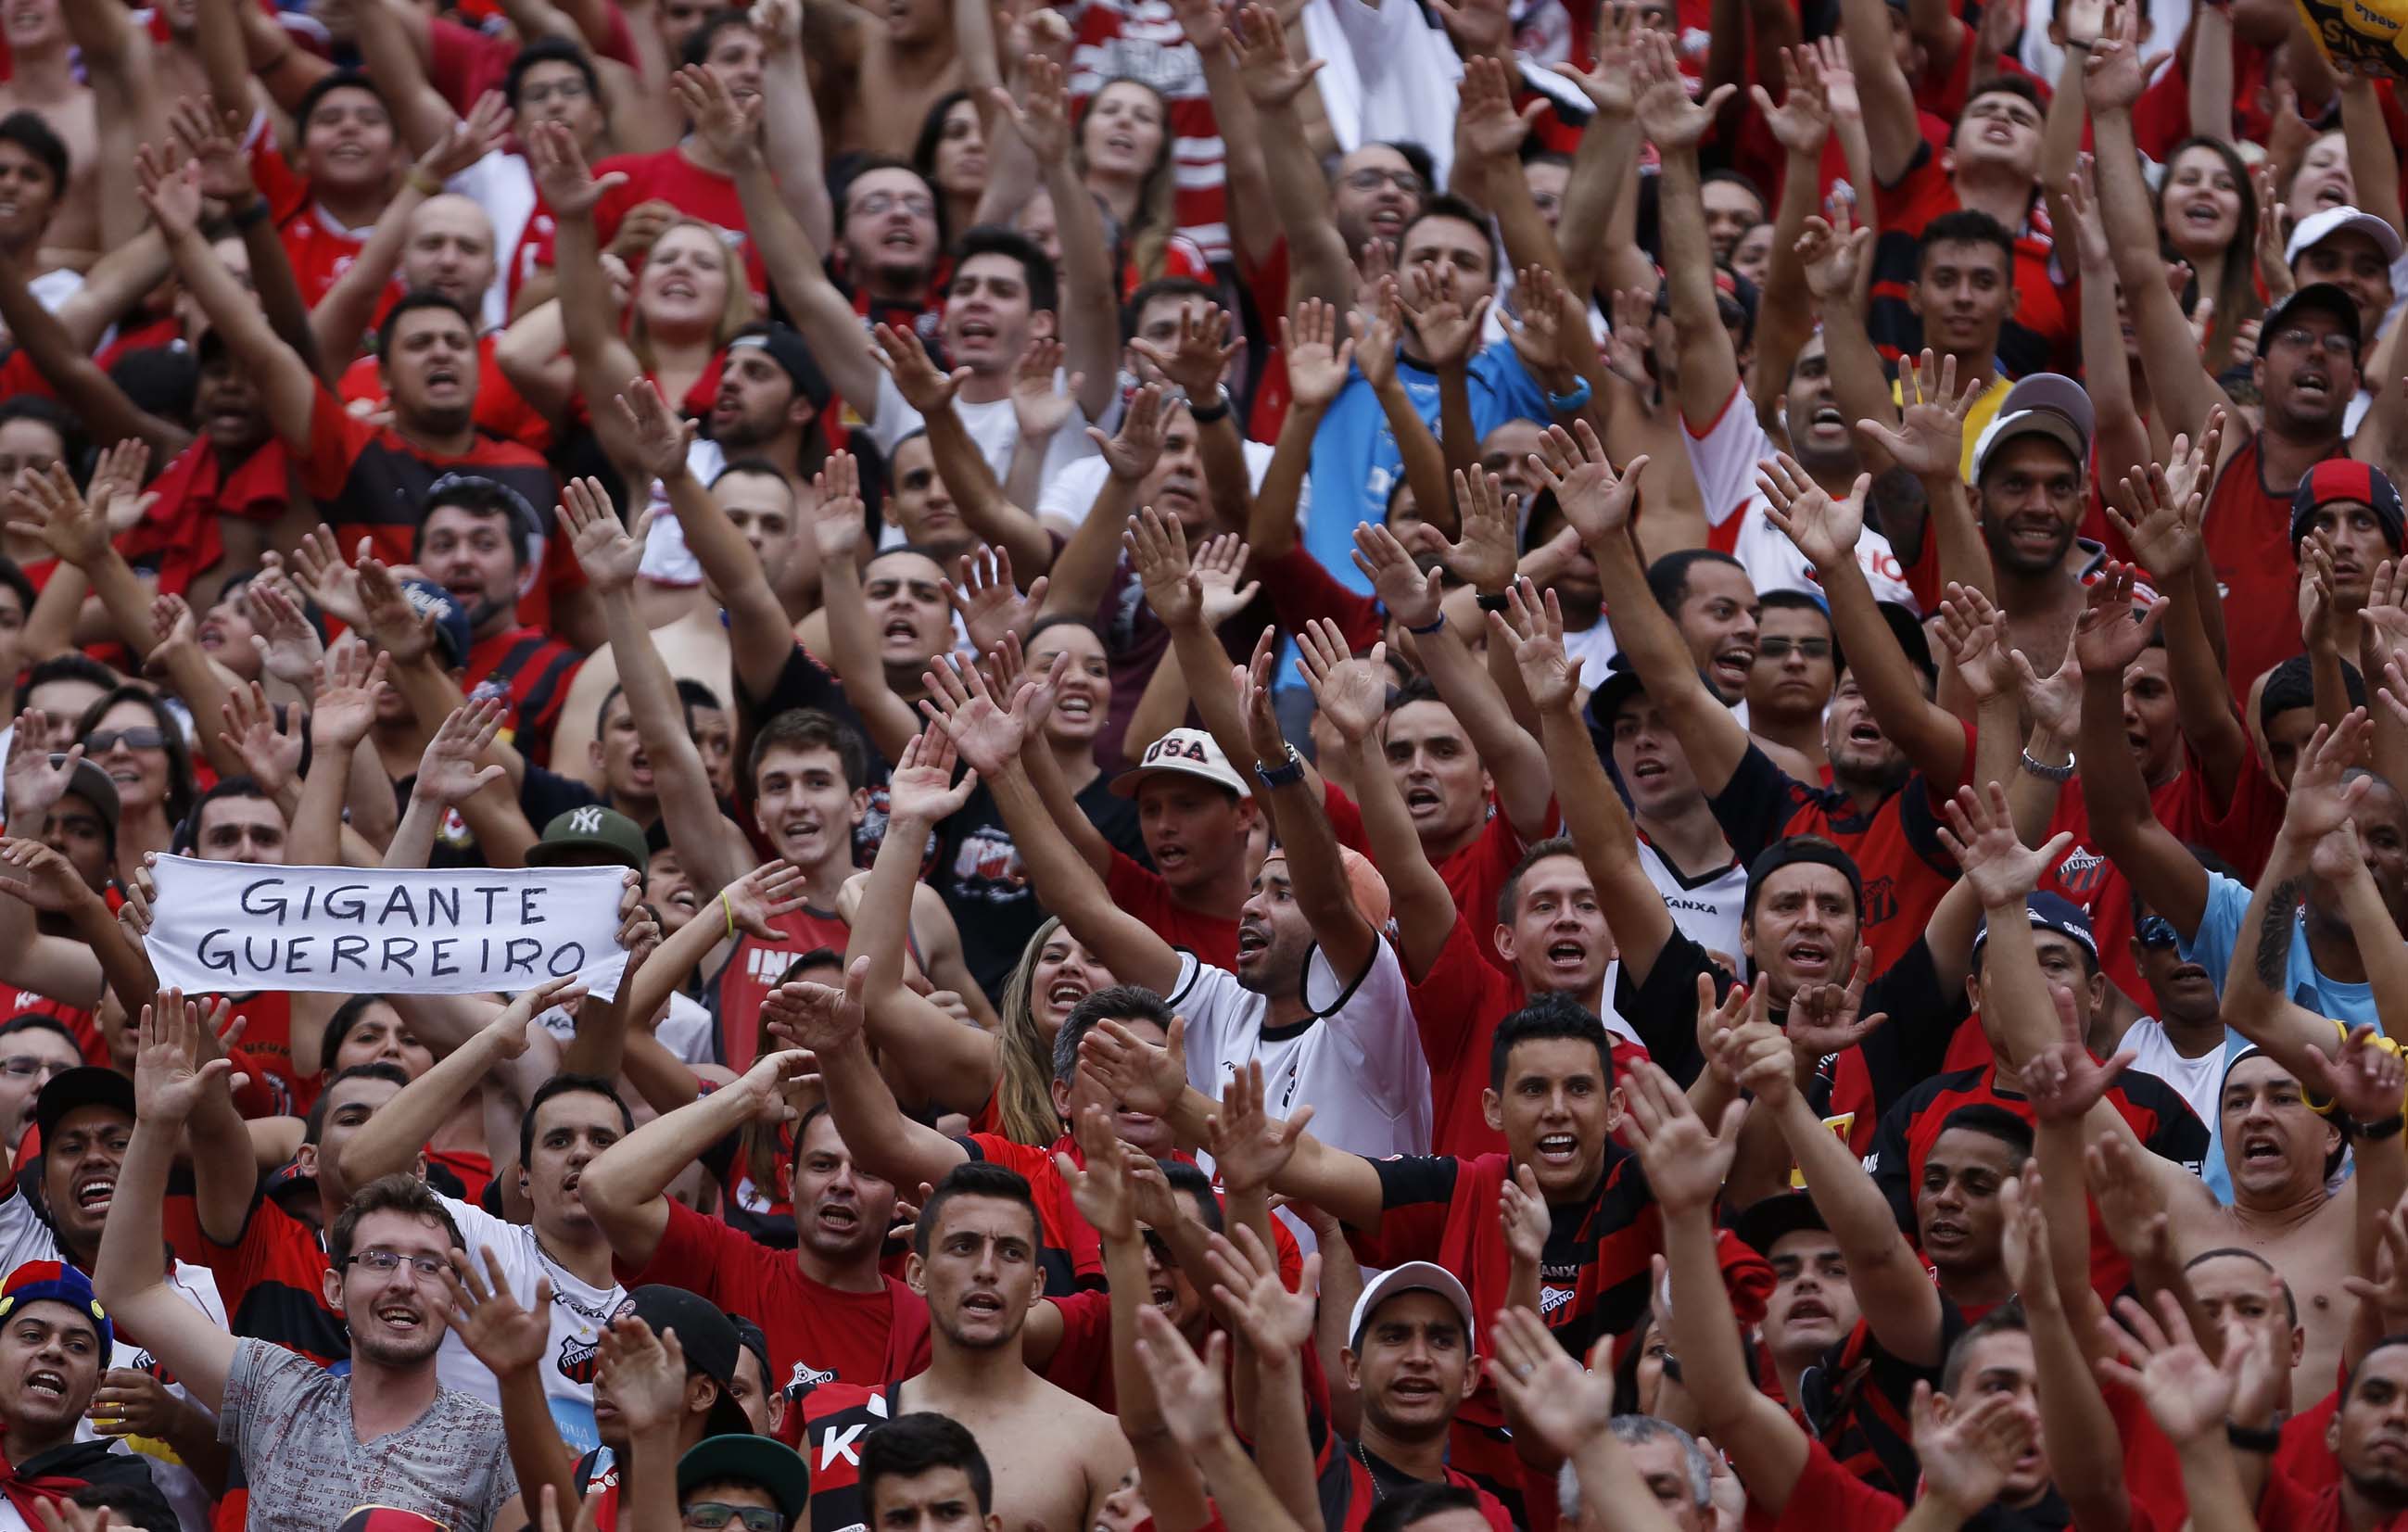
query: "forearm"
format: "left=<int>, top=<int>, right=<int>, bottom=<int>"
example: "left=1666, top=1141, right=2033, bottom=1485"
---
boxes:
left=2095, top=108, right=2224, bottom=438
left=1556, top=114, right=1636, bottom=301
left=311, top=182, right=433, bottom=371
left=1827, top=560, right=1967, bottom=782
left=0, top=255, right=186, bottom=461
left=1245, top=399, right=1321, bottom=560
left=2166, top=576, right=2250, bottom=794
left=602, top=592, right=740, bottom=896
left=927, top=402, right=1054, bottom=576
left=1777, top=1093, right=1944, bottom=1363
left=1038, top=156, right=1118, bottom=422
left=855, top=808, right=937, bottom=1003
left=2025, top=1279, right=2131, bottom=1532
left=1435, top=364, right=1479, bottom=488
left=60, top=883, right=156, bottom=1019
left=1037, top=472, right=1137, bottom=621
left=1371, top=374, right=1454, bottom=538
left=757, top=57, right=833, bottom=248
left=384, top=793, right=445, bottom=869
left=662, top=468, right=792, bottom=703
left=1196, top=411, right=1254, bottom=539
left=1258, top=104, right=1352, bottom=307
left=339, top=1025, right=510, bottom=1188
left=818, top=1034, right=965, bottom=1190
left=2341, top=78, right=2407, bottom=235
left=1419, top=626, right=1548, bottom=831
left=1752, top=146, right=1825, bottom=416
left=1660, top=148, right=1739, bottom=425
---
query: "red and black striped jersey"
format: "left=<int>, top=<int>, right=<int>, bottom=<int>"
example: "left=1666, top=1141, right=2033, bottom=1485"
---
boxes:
left=1865, top=1064, right=2209, bottom=1303
left=465, top=627, right=585, bottom=770
left=1314, top=1443, right=1513, bottom=1532
left=197, top=1195, right=347, bottom=1366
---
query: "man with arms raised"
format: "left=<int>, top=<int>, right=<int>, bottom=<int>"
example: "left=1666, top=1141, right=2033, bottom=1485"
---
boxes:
left=794, top=1162, right=1132, bottom=1532
left=95, top=999, right=527, bottom=1532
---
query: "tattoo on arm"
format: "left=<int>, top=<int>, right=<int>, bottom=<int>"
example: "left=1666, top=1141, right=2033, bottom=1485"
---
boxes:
left=2255, top=877, right=2307, bottom=992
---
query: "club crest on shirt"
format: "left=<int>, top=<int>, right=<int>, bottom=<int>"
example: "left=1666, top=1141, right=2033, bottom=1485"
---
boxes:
left=559, top=1332, right=601, bottom=1385
left=1539, top=1285, right=1575, bottom=1323
left=784, top=1361, right=838, bottom=1400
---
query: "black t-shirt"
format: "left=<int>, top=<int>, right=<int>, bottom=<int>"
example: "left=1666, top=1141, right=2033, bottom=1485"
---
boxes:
left=936, top=774, right=1147, bottom=997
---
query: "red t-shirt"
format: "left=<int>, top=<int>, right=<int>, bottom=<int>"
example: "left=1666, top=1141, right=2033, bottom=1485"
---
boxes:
left=199, top=1196, right=348, bottom=1365
left=622, top=1196, right=931, bottom=1402
left=957, top=1132, right=1108, bottom=1297
left=526, top=146, right=767, bottom=298
left=1106, top=849, right=1238, bottom=969
left=710, top=906, right=852, bottom=1070
left=336, top=335, right=554, bottom=454
left=1322, top=787, right=1544, bottom=974
left=1866, top=133, right=2073, bottom=380
left=122, top=439, right=290, bottom=601
left=251, top=145, right=377, bottom=309
left=1405, top=913, right=1524, bottom=1158
left=2204, top=433, right=2340, bottom=700
left=1772, top=1437, right=1907, bottom=1532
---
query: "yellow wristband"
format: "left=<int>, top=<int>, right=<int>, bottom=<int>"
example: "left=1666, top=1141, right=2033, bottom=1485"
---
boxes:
left=722, top=892, right=736, bottom=940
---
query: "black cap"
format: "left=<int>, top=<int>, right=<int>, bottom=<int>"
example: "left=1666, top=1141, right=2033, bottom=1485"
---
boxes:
left=618, top=1285, right=752, bottom=1438
left=2261, top=282, right=2364, bottom=353
left=677, top=1436, right=811, bottom=1521
left=33, top=1066, right=133, bottom=1146
left=1730, top=1191, right=1830, bottom=1258
left=729, top=1315, right=770, bottom=1395
left=725, top=324, right=833, bottom=411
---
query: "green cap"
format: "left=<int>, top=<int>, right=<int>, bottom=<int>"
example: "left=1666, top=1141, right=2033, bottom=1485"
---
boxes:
left=677, top=1435, right=812, bottom=1521
left=526, top=805, right=648, bottom=871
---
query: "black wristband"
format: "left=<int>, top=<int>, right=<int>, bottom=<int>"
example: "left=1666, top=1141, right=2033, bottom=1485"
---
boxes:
left=228, top=196, right=272, bottom=230
left=1475, top=592, right=1513, bottom=613
left=2356, top=1113, right=2408, bottom=1141
left=1186, top=387, right=1231, bottom=423
left=2225, top=1421, right=2281, bottom=1453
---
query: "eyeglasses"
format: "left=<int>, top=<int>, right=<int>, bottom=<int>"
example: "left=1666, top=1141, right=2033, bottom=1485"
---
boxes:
left=2136, top=915, right=2179, bottom=950
left=682, top=1505, right=784, bottom=1532
left=344, top=1248, right=449, bottom=1280
left=1757, top=637, right=1832, bottom=661
left=849, top=191, right=934, bottom=221
left=516, top=79, right=591, bottom=106
left=2268, top=327, right=2358, bottom=359
left=82, top=728, right=167, bottom=754
left=1342, top=169, right=1427, bottom=196
left=0, top=1057, right=70, bottom=1082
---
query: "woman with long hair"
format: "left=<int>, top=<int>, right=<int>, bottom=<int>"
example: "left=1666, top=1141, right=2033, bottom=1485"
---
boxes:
left=912, top=90, right=986, bottom=245
left=1072, top=78, right=1185, bottom=289
left=2153, top=135, right=2261, bottom=375
left=991, top=918, right=1117, bottom=1145
left=76, top=686, right=195, bottom=880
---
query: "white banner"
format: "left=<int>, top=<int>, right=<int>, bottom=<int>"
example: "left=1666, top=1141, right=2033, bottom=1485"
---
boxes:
left=143, top=856, right=628, bottom=999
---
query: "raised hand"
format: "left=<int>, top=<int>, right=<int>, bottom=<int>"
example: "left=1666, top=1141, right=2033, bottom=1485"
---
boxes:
left=1203, top=1222, right=1319, bottom=1357
left=764, top=956, right=873, bottom=1055
left=6, top=462, right=110, bottom=569
left=2094, top=1290, right=2244, bottom=1445
left=1528, top=419, right=1646, bottom=545
left=1487, top=577, right=1580, bottom=714
left=132, top=992, right=237, bottom=1124
left=671, top=64, right=759, bottom=164
left=1910, top=1381, right=2036, bottom=1516
left=1350, top=276, right=1405, bottom=396
left=441, top=1247, right=557, bottom=1379
left=3, top=715, right=79, bottom=829
left=1751, top=45, right=1831, bottom=158
left=1786, top=946, right=1889, bottom=1056
left=217, top=683, right=303, bottom=795
left=1078, top=1014, right=1189, bottom=1120
left=133, top=143, right=204, bottom=242
left=2298, top=1023, right=2408, bottom=1125
left=1056, top=1104, right=1138, bottom=1240
left=1504, top=265, right=1584, bottom=397
left=419, top=90, right=515, bottom=184
left=1936, top=584, right=2019, bottom=705
left=308, top=638, right=389, bottom=752
left=1295, top=617, right=1390, bottom=746
left=1131, top=304, right=1242, bottom=399
left=1616, top=1060, right=1746, bottom=1217
left=2282, top=710, right=2374, bottom=848
left=1795, top=198, right=1869, bottom=307
left=1853, top=350, right=1981, bottom=479
left=556, top=475, right=652, bottom=596
left=1757, top=452, right=1869, bottom=575
left=718, top=858, right=814, bottom=940
left=2081, top=0, right=2147, bottom=111
left=1132, top=1307, right=1235, bottom=1454
left=1090, top=384, right=1169, bottom=483
left=412, top=696, right=509, bottom=807
left=1350, top=520, right=1443, bottom=630
left=597, top=1312, right=691, bottom=1438
left=1231, top=627, right=1287, bottom=766
left=612, top=376, right=701, bottom=484
left=526, top=120, right=627, bottom=219
left=1498, top=1161, right=1551, bottom=1267
left=2070, top=562, right=2164, bottom=677
left=945, top=545, right=1048, bottom=659
left=248, top=576, right=325, bottom=687
left=920, top=651, right=1034, bottom=775
left=886, top=726, right=979, bottom=824
left=1398, top=265, right=1491, bottom=374
left=290, top=525, right=370, bottom=631
left=1567, top=1, right=1640, bottom=118
left=992, top=54, right=1071, bottom=166
left=1009, top=336, right=1083, bottom=442
left=85, top=438, right=156, bottom=538
left=1282, top=299, right=1358, bottom=410
left=1486, top=1303, right=1614, bottom=1455
left=0, top=837, right=96, bottom=917
left=1192, top=534, right=1260, bottom=624
left=2021, top=988, right=2136, bottom=1121
left=168, top=95, right=258, bottom=206
left=2106, top=459, right=2206, bottom=584
left=1936, top=781, right=2076, bottom=909
left=1202, top=1058, right=1311, bottom=1194
left=1633, top=27, right=1735, bottom=150
left=1228, top=2, right=1324, bottom=109
left=1457, top=54, right=1541, bottom=161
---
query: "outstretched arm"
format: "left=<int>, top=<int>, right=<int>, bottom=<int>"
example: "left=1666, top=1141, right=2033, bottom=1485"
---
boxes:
left=768, top=965, right=969, bottom=1195
left=2074, top=569, right=2211, bottom=936
left=578, top=1050, right=816, bottom=1272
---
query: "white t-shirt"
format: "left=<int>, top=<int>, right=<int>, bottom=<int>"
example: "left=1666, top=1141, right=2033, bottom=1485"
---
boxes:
left=1170, top=943, right=1431, bottom=1161
left=534, top=991, right=717, bottom=1066
left=1636, top=841, right=1746, bottom=967
left=868, top=371, right=1097, bottom=497
left=435, top=1196, right=624, bottom=1458
left=2121, top=1019, right=2224, bottom=1131
left=1682, top=386, right=1919, bottom=612
left=1036, top=437, right=1296, bottom=531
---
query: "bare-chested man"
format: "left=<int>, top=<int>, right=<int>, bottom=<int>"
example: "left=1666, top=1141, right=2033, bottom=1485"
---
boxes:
left=798, top=1162, right=1134, bottom=1532
left=800, top=0, right=958, bottom=159
left=0, top=0, right=94, bottom=258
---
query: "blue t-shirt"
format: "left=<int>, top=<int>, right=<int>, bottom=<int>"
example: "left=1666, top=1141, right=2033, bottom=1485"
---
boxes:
left=1303, top=340, right=1552, bottom=592
left=2181, top=869, right=2375, bottom=1201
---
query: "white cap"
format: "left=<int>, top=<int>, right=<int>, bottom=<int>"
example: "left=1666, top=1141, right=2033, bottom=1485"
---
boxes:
left=2285, top=205, right=2406, bottom=267
left=1347, top=1260, right=1477, bottom=1352
left=1109, top=727, right=1253, bottom=799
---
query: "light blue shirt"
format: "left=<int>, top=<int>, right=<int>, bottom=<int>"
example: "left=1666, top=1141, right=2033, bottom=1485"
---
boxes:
left=1303, top=341, right=1552, bottom=593
left=2182, top=870, right=2375, bottom=1201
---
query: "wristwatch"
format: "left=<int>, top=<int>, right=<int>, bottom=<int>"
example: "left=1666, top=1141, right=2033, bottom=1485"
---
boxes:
left=1186, top=386, right=1232, bottom=424
left=1255, top=744, right=1306, bottom=789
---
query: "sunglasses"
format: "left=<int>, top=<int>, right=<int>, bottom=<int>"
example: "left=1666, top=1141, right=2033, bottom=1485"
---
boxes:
left=82, top=727, right=168, bottom=753
left=682, top=1506, right=784, bottom=1532
left=2136, top=915, right=2178, bottom=950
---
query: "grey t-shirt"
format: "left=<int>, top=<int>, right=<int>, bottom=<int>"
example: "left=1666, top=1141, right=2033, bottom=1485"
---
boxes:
left=220, top=1337, right=522, bottom=1532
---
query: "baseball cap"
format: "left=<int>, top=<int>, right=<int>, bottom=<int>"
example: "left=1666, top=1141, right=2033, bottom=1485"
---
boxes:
left=526, top=805, right=649, bottom=871
left=620, top=1285, right=753, bottom=1438
left=47, top=755, right=119, bottom=835
left=1347, top=1260, right=1476, bottom=1352
left=33, top=1066, right=133, bottom=1146
left=2260, top=282, right=2364, bottom=353
left=0, top=1260, right=110, bottom=1355
left=725, top=324, right=832, bottom=411
left=1968, top=373, right=2092, bottom=486
left=2290, top=459, right=2407, bottom=552
left=1589, top=652, right=1648, bottom=731
left=395, top=578, right=473, bottom=668
left=1970, top=891, right=2099, bottom=966
left=677, top=1436, right=811, bottom=1522
left=1730, top=1191, right=1830, bottom=1259
left=2284, top=205, right=2406, bottom=268
left=1109, top=727, right=1252, bottom=799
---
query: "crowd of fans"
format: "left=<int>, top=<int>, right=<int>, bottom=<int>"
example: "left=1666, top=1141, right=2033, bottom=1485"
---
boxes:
left=0, top=0, right=2402, bottom=1523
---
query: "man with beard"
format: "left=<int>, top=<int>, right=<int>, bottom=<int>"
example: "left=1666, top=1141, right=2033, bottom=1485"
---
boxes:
left=0, top=1262, right=163, bottom=1514
left=1566, top=420, right=1972, bottom=975
left=412, top=477, right=585, bottom=769
left=99, top=1005, right=526, bottom=1532
left=795, top=1165, right=1131, bottom=1532
left=2087, top=18, right=2366, bottom=698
